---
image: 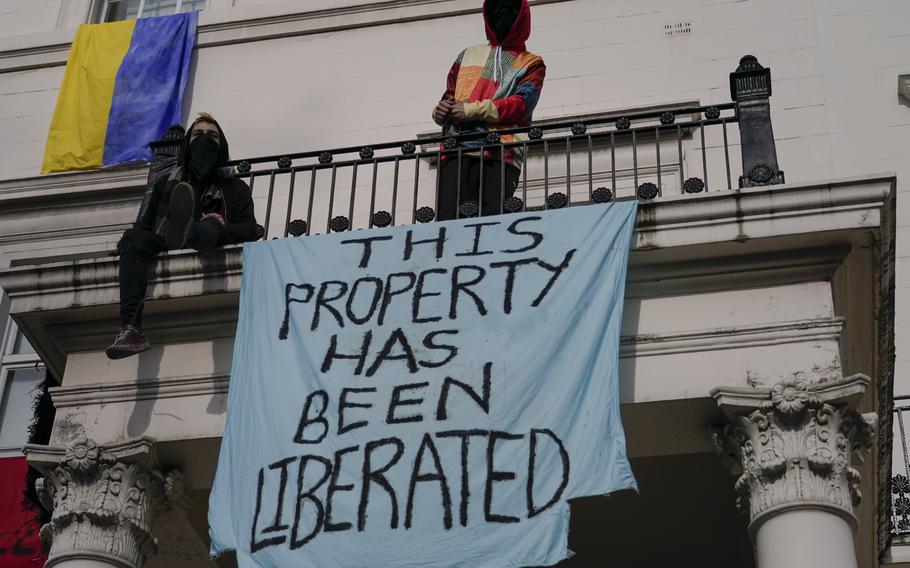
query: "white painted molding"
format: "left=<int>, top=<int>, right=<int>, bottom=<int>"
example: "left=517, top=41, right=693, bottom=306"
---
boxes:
left=883, top=542, right=910, bottom=563
left=0, top=0, right=570, bottom=73
left=620, top=317, right=843, bottom=359
left=48, top=318, right=843, bottom=408
left=51, top=372, right=230, bottom=408
left=0, top=165, right=147, bottom=201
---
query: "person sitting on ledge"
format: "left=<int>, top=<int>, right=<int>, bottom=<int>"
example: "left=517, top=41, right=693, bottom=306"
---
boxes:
left=106, top=112, right=258, bottom=360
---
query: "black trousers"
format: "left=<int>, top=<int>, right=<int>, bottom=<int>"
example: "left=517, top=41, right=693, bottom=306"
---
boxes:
left=118, top=219, right=225, bottom=327
left=436, top=156, right=520, bottom=221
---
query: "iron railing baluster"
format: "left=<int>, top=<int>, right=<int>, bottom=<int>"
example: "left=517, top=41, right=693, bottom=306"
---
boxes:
left=723, top=119, right=732, bottom=190
left=263, top=171, right=276, bottom=239
left=305, top=168, right=316, bottom=236
left=391, top=158, right=400, bottom=226
left=588, top=134, right=594, bottom=203
left=283, top=170, right=297, bottom=238
left=349, top=162, right=358, bottom=229
left=500, top=143, right=505, bottom=214
left=479, top=144, right=485, bottom=216
left=543, top=140, right=549, bottom=207
left=369, top=160, right=378, bottom=228
left=610, top=132, right=616, bottom=195
left=435, top=145, right=442, bottom=217
left=412, top=155, right=420, bottom=223
left=456, top=147, right=463, bottom=219
left=655, top=127, right=662, bottom=197
left=326, top=165, right=337, bottom=232
left=700, top=122, right=709, bottom=192
left=677, top=125, right=684, bottom=194
left=521, top=142, right=528, bottom=211
left=566, top=136, right=571, bottom=204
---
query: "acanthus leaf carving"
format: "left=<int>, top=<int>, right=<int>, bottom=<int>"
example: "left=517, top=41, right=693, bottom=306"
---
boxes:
left=26, top=437, right=190, bottom=568
left=712, top=374, right=877, bottom=535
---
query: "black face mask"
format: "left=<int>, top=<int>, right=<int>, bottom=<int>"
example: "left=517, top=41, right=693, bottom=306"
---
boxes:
left=187, top=135, right=220, bottom=181
left=492, top=0, right=520, bottom=42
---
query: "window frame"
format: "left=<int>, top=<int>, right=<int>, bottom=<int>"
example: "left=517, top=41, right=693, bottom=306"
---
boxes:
left=94, top=0, right=206, bottom=23
left=0, top=317, right=45, bottom=458
left=0, top=363, right=44, bottom=457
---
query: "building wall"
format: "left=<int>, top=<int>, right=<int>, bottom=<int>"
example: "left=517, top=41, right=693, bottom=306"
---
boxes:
left=1, top=0, right=908, bottom=350
left=0, top=3, right=899, bottom=564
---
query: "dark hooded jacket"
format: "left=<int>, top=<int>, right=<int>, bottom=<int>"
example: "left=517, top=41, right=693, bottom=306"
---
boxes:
left=136, top=118, right=258, bottom=244
left=436, top=0, right=545, bottom=169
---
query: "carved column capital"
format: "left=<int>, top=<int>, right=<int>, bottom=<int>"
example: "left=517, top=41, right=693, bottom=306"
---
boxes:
left=711, top=374, right=876, bottom=536
left=25, top=436, right=191, bottom=568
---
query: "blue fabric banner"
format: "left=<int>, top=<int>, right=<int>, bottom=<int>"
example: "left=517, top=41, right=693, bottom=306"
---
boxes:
left=102, top=12, right=197, bottom=167
left=209, top=203, right=639, bottom=568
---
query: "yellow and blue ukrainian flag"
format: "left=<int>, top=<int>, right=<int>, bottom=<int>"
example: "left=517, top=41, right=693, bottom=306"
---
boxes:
left=41, top=12, right=197, bottom=174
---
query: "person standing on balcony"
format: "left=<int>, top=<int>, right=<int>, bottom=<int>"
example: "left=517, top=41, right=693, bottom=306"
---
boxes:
left=105, top=113, right=258, bottom=360
left=432, top=0, right=546, bottom=220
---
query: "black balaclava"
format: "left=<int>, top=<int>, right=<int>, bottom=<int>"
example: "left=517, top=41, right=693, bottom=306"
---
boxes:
left=187, top=135, right=220, bottom=181
left=181, top=115, right=230, bottom=182
left=490, top=0, right=521, bottom=42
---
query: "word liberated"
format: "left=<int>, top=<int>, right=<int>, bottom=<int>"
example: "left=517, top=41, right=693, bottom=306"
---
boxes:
left=250, top=428, right=570, bottom=552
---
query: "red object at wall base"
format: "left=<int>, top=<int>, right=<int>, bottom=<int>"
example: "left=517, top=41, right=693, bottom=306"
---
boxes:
left=0, top=457, right=46, bottom=567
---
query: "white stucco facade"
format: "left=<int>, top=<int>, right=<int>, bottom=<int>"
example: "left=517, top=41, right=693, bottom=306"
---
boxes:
left=0, top=1, right=906, bottom=567
left=2, top=0, right=908, bottom=376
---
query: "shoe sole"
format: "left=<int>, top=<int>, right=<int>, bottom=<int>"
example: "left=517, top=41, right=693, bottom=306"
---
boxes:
left=105, top=341, right=151, bottom=360
left=165, top=182, right=195, bottom=249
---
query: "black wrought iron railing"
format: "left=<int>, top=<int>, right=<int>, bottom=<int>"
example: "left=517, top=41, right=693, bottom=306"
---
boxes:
left=892, top=396, right=910, bottom=538
left=230, top=102, right=741, bottom=240
left=144, top=55, right=784, bottom=240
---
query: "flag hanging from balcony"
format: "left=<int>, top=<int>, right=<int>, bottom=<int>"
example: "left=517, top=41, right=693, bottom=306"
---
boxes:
left=41, top=12, right=197, bottom=174
left=209, top=203, right=639, bottom=568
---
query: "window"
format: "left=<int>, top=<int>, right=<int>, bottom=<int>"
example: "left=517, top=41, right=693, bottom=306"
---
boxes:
left=0, top=318, right=44, bottom=458
left=0, top=368, right=43, bottom=457
left=11, top=330, right=35, bottom=356
left=98, top=0, right=207, bottom=23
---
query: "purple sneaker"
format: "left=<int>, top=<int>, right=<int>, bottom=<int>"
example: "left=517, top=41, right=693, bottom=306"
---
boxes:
left=165, top=182, right=195, bottom=249
left=105, top=325, right=151, bottom=360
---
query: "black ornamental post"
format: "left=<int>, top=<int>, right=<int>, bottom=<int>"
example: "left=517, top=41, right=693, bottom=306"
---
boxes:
left=137, top=125, right=185, bottom=222
left=730, top=55, right=785, bottom=188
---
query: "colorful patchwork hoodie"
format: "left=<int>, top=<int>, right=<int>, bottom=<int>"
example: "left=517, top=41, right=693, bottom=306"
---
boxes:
left=437, top=0, right=546, bottom=169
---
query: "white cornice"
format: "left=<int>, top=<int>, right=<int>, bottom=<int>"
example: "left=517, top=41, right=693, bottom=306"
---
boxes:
left=0, top=166, right=147, bottom=206
left=0, top=165, right=147, bottom=197
left=51, top=372, right=230, bottom=408
left=0, top=0, right=570, bottom=73
left=0, top=174, right=894, bottom=309
left=620, top=317, right=843, bottom=359
left=49, top=317, right=843, bottom=408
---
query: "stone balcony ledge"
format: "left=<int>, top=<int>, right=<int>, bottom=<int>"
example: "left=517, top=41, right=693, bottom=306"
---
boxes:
left=0, top=174, right=895, bottom=378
